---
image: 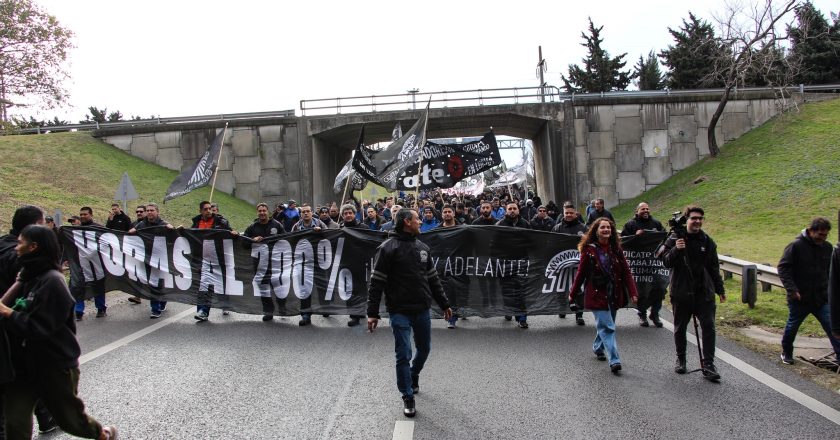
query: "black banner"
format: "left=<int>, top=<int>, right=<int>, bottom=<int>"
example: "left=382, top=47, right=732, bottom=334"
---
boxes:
left=164, top=127, right=225, bottom=202
left=62, top=227, right=668, bottom=317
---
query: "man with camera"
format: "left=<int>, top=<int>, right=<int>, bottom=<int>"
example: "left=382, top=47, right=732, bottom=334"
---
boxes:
left=659, top=206, right=725, bottom=380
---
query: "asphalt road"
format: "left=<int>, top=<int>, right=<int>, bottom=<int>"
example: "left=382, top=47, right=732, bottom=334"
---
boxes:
left=36, top=296, right=840, bottom=439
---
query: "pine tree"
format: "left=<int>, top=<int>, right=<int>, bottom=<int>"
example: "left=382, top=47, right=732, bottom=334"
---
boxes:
left=561, top=18, right=634, bottom=93
left=659, top=12, right=726, bottom=89
left=787, top=1, right=840, bottom=84
left=634, top=50, right=665, bottom=90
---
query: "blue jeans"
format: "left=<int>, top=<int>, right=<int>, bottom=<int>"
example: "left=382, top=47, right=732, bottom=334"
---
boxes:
left=74, top=294, right=105, bottom=313
left=390, top=309, right=431, bottom=398
left=196, top=305, right=211, bottom=315
left=592, top=307, right=620, bottom=366
left=782, top=301, right=840, bottom=357
left=151, top=300, right=167, bottom=314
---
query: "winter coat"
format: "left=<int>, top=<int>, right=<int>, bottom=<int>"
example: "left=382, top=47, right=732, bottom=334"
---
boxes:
left=553, top=219, right=587, bottom=236
left=660, top=231, right=724, bottom=302
left=569, top=242, right=638, bottom=310
left=620, top=216, right=664, bottom=236
left=105, top=211, right=133, bottom=232
left=495, top=216, right=530, bottom=229
left=530, top=216, right=556, bottom=232
left=829, top=244, right=840, bottom=333
left=191, top=214, right=232, bottom=231
left=778, top=230, right=833, bottom=306
left=586, top=208, right=614, bottom=226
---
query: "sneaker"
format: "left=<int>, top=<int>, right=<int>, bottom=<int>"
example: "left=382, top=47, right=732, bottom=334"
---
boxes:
left=127, top=296, right=141, bottom=304
left=347, top=317, right=361, bottom=327
left=702, top=363, right=721, bottom=381
left=649, top=314, right=663, bottom=328
left=576, top=317, right=585, bottom=326
left=780, top=352, right=794, bottom=365
left=102, top=425, right=118, bottom=440
left=674, top=357, right=687, bottom=374
left=411, top=375, right=420, bottom=394
left=75, top=312, right=83, bottom=321
left=298, top=318, right=311, bottom=326
left=518, top=320, right=529, bottom=329
left=262, top=315, right=274, bottom=322
left=504, top=315, right=512, bottom=321
left=159, top=303, right=167, bottom=312
left=610, top=363, right=622, bottom=374
left=402, top=396, right=416, bottom=418
left=595, top=351, right=606, bottom=361
left=447, top=321, right=455, bottom=329
left=194, top=311, right=209, bottom=322
left=638, top=314, right=650, bottom=327
left=558, top=314, right=566, bottom=319
left=150, top=311, right=161, bottom=319
left=222, top=310, right=230, bottom=316
left=37, top=417, right=57, bottom=434
left=95, top=309, right=107, bottom=318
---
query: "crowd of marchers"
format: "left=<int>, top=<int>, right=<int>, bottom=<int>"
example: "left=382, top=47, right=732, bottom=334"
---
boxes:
left=0, top=188, right=838, bottom=427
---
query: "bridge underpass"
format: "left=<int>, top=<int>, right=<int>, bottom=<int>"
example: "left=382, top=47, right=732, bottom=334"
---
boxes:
left=306, top=103, right=569, bottom=205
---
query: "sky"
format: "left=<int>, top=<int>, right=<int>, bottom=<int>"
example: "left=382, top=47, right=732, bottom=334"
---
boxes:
left=20, top=0, right=838, bottom=125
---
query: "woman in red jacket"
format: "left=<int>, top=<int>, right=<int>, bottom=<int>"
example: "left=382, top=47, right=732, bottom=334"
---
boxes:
left=569, top=217, right=638, bottom=374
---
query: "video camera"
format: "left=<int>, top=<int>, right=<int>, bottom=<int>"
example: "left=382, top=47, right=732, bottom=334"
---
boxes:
left=668, top=211, right=688, bottom=239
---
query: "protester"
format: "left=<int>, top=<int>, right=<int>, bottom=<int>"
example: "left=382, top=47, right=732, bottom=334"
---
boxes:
left=552, top=203, right=588, bottom=324
left=0, top=225, right=118, bottom=439
left=585, top=198, right=614, bottom=226
left=191, top=201, right=236, bottom=322
left=419, top=207, right=440, bottom=233
left=276, top=200, right=301, bottom=232
left=471, top=202, right=496, bottom=225
left=362, top=207, right=383, bottom=231
left=621, top=202, right=666, bottom=327
left=318, top=206, right=340, bottom=230
left=130, top=205, right=146, bottom=229
left=490, top=198, right=505, bottom=220
left=73, top=207, right=107, bottom=320
left=530, top=205, right=555, bottom=232
left=777, top=218, right=840, bottom=364
left=105, top=203, right=132, bottom=232
left=659, top=206, right=725, bottom=380
left=496, top=202, right=531, bottom=328
left=66, top=216, right=81, bottom=226
left=0, top=206, right=57, bottom=435
left=379, top=205, right=403, bottom=232
left=339, top=203, right=367, bottom=327
left=366, top=208, right=452, bottom=418
left=243, top=203, right=286, bottom=322
left=830, top=240, right=840, bottom=340
left=129, top=203, right=174, bottom=319
left=569, top=217, right=638, bottom=374
left=291, top=204, right=323, bottom=232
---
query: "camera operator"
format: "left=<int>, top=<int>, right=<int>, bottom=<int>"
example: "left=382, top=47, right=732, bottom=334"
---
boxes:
left=659, top=206, right=725, bottom=380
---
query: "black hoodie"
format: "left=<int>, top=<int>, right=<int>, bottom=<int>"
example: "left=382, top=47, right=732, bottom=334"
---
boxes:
left=778, top=230, right=833, bottom=306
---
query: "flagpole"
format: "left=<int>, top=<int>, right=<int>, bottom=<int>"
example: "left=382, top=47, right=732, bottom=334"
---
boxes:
left=413, top=102, right=430, bottom=204
left=208, top=123, right=228, bottom=204
left=341, top=151, right=355, bottom=204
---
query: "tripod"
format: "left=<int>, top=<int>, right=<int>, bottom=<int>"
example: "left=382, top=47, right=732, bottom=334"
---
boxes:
left=686, top=313, right=720, bottom=381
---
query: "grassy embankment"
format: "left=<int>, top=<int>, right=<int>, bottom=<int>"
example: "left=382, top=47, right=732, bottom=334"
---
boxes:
left=610, top=98, right=840, bottom=338
left=0, top=131, right=258, bottom=232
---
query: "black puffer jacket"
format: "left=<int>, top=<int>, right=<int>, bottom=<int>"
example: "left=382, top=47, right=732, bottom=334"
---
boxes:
left=660, top=231, right=724, bottom=302
left=829, top=244, right=840, bottom=334
left=778, top=230, right=833, bottom=306
left=553, top=219, right=587, bottom=236
left=621, top=216, right=664, bottom=236
left=496, top=216, right=530, bottom=229
left=191, top=214, right=232, bottom=230
left=0, top=234, right=20, bottom=294
left=367, top=232, right=450, bottom=318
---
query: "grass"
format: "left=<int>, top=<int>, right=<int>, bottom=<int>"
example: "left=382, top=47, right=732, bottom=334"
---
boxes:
left=611, top=98, right=840, bottom=338
left=0, top=132, right=258, bottom=231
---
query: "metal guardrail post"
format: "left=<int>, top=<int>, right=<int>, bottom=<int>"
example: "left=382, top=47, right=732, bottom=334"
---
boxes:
left=741, top=264, right=757, bottom=308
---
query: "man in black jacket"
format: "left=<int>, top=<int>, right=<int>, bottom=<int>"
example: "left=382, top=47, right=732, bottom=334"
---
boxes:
left=73, top=207, right=108, bottom=320
left=243, top=203, right=286, bottom=322
left=105, top=203, right=132, bottom=232
left=553, top=203, right=587, bottom=325
left=339, top=204, right=367, bottom=326
left=777, top=218, right=839, bottom=364
left=471, top=202, right=496, bottom=225
left=496, top=203, right=531, bottom=328
left=621, top=202, right=666, bottom=327
left=530, top=206, right=555, bottom=232
left=367, top=208, right=452, bottom=418
left=660, top=206, right=725, bottom=380
left=129, top=203, right=174, bottom=318
left=191, top=201, right=237, bottom=322
left=585, top=198, right=614, bottom=226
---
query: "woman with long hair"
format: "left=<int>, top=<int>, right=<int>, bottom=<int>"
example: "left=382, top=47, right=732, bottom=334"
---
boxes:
left=0, top=225, right=117, bottom=439
left=569, top=217, right=639, bottom=374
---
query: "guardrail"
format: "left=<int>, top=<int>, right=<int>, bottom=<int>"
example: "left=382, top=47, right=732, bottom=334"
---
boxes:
left=300, top=83, right=840, bottom=115
left=7, top=109, right=297, bottom=135
left=718, top=254, right=782, bottom=308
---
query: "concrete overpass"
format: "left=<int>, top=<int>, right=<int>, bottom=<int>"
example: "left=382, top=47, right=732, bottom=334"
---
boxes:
left=93, top=89, right=797, bottom=208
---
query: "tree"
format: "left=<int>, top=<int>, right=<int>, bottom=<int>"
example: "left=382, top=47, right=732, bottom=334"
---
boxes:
left=561, top=18, right=634, bottom=93
left=705, top=0, right=798, bottom=157
left=0, top=0, right=74, bottom=126
left=634, top=50, right=665, bottom=90
left=659, top=12, right=727, bottom=89
left=787, top=1, right=840, bottom=84
left=79, top=106, right=124, bottom=124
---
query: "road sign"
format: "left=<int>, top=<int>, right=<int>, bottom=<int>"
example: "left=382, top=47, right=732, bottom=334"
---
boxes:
left=114, top=172, right=139, bottom=211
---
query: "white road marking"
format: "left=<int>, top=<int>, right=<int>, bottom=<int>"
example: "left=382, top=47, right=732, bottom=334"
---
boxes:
left=661, top=318, right=840, bottom=426
left=79, top=308, right=194, bottom=365
left=392, top=421, right=414, bottom=440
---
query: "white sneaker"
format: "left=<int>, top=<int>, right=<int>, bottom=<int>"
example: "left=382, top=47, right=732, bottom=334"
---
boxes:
left=194, top=311, right=209, bottom=322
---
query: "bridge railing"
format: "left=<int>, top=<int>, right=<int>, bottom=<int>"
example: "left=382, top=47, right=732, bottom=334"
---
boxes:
left=6, top=109, right=297, bottom=135
left=717, top=254, right=783, bottom=308
left=299, top=83, right=840, bottom=116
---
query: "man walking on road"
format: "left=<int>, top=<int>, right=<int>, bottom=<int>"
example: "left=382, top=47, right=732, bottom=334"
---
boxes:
left=777, top=217, right=840, bottom=364
left=621, top=202, right=666, bottom=327
left=659, top=206, right=726, bottom=380
left=367, top=208, right=452, bottom=418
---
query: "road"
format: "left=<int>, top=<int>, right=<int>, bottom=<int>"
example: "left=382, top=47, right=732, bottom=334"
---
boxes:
left=38, top=295, right=840, bottom=439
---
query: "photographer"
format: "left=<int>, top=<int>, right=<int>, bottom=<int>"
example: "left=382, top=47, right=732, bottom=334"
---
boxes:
left=659, top=206, right=725, bottom=380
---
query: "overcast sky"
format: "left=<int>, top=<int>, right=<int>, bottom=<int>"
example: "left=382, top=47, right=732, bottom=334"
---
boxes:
left=23, top=0, right=837, bottom=123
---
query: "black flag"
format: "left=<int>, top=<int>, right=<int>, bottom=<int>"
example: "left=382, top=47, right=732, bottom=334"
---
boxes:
left=399, top=131, right=501, bottom=190
left=333, top=126, right=368, bottom=193
left=164, top=127, right=225, bottom=202
left=352, top=104, right=429, bottom=191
